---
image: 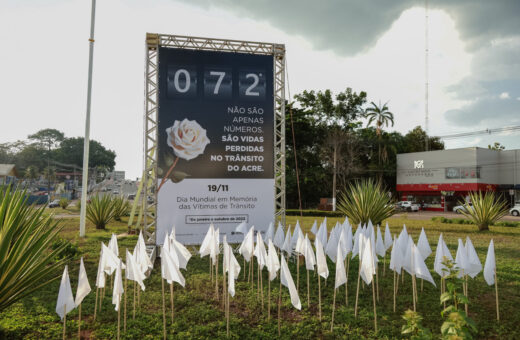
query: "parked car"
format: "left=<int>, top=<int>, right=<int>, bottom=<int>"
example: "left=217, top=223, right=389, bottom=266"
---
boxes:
left=396, top=201, right=420, bottom=212
left=127, top=193, right=136, bottom=200
left=112, top=190, right=119, bottom=195
left=48, top=199, right=60, bottom=208
left=453, top=202, right=472, bottom=214
left=510, top=204, right=520, bottom=216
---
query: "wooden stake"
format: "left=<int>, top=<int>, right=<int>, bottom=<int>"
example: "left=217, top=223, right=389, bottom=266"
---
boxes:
left=170, top=283, right=174, bottom=323
left=100, top=288, right=104, bottom=312
left=421, top=278, right=424, bottom=292
left=78, top=303, right=81, bottom=340
left=318, top=274, right=322, bottom=320
left=412, top=274, right=417, bottom=312
left=376, top=267, right=380, bottom=302
left=465, top=275, right=468, bottom=315
left=257, top=259, right=260, bottom=300
left=222, top=263, right=226, bottom=309
left=260, top=265, right=264, bottom=309
left=307, top=269, right=310, bottom=309
left=133, top=281, right=136, bottom=320
left=393, top=270, right=396, bottom=313
left=354, top=261, right=361, bottom=318
left=124, top=275, right=127, bottom=333
left=396, top=273, right=400, bottom=294
left=137, top=285, right=140, bottom=310
left=94, top=288, right=98, bottom=320
left=63, top=305, right=66, bottom=340
left=372, top=279, right=378, bottom=333
left=330, top=287, right=337, bottom=332
left=243, top=257, right=246, bottom=280
left=251, top=259, right=254, bottom=290
left=495, top=271, right=500, bottom=321
left=297, top=255, right=300, bottom=292
left=161, top=278, right=166, bottom=340
left=383, top=255, right=386, bottom=276
left=278, top=275, right=282, bottom=336
left=117, top=302, right=121, bottom=340
left=345, top=257, right=350, bottom=306
left=215, top=255, right=219, bottom=301
left=210, top=256, right=213, bottom=282
left=226, top=291, right=230, bottom=337
left=268, top=276, right=271, bottom=320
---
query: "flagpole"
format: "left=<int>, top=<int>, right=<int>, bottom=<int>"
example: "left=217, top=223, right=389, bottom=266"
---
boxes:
left=412, top=274, right=417, bottom=312
left=161, top=278, right=166, bottom=340
left=117, top=302, right=121, bottom=340
left=307, top=269, right=310, bottom=309
left=124, top=275, right=127, bottom=333
left=296, top=255, right=300, bottom=293
left=318, top=274, right=322, bottom=321
left=372, top=277, right=378, bottom=332
left=278, top=272, right=282, bottom=336
left=79, top=0, right=96, bottom=238
left=330, top=287, right=337, bottom=332
left=170, top=283, right=174, bottom=323
left=345, top=257, right=349, bottom=306
left=215, top=255, right=219, bottom=301
left=93, top=288, right=98, bottom=320
left=375, top=267, right=380, bottom=302
left=495, top=271, right=499, bottom=321
left=78, top=303, right=82, bottom=339
left=133, top=281, right=136, bottom=319
left=354, top=260, right=361, bottom=318
left=260, top=266, right=264, bottom=310
left=63, top=305, right=66, bottom=340
left=464, top=275, right=468, bottom=315
left=268, top=276, right=271, bottom=320
left=257, top=259, right=260, bottom=300
left=393, top=270, right=396, bottom=312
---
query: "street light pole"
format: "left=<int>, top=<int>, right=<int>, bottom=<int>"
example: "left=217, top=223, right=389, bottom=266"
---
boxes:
left=79, top=0, right=97, bottom=237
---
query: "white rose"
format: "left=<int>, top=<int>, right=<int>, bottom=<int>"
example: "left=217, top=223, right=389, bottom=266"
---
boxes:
left=166, top=119, right=210, bottom=161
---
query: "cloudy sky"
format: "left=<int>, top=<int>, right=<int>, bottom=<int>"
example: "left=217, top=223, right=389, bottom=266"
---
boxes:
left=1, top=0, right=519, bottom=178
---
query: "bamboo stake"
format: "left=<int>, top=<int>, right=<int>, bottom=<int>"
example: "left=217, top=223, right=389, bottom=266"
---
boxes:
left=383, top=255, right=386, bottom=276
left=345, top=257, right=350, bottom=306
left=318, top=274, right=322, bottom=320
left=465, top=275, right=468, bottom=315
left=248, top=259, right=251, bottom=283
left=243, top=257, right=246, bottom=280
left=257, top=259, right=260, bottom=300
left=421, top=278, right=424, bottom=292
left=161, top=277, right=166, bottom=340
left=210, top=256, right=213, bottom=282
left=222, top=263, right=226, bottom=308
left=63, top=305, right=66, bottom=340
left=133, top=281, right=136, bottom=320
left=442, top=277, right=446, bottom=310
left=393, top=270, right=396, bottom=313
left=376, top=267, right=380, bottom=302
left=260, top=265, right=264, bottom=310
left=297, top=255, right=300, bottom=292
left=330, top=287, right=337, bottom=332
left=215, top=255, right=219, bottom=301
left=124, top=274, right=127, bottom=333
left=495, top=271, right=500, bottom=321
left=94, top=288, right=98, bottom=320
left=117, top=302, right=121, bottom=340
left=100, top=288, right=104, bottom=312
left=354, top=260, right=362, bottom=318
left=251, top=259, right=254, bottom=290
left=396, top=273, right=400, bottom=294
left=137, top=285, right=140, bottom=310
left=226, top=290, right=230, bottom=337
left=307, top=269, right=310, bottom=309
left=372, top=279, right=378, bottom=333
left=278, top=275, right=282, bottom=336
left=412, top=274, right=417, bottom=312
left=268, top=276, right=271, bottom=320
left=78, top=303, right=82, bottom=340
left=170, top=283, right=174, bottom=323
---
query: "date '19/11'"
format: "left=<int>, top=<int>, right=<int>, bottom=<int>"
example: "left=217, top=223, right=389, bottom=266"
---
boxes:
left=208, top=184, right=229, bottom=192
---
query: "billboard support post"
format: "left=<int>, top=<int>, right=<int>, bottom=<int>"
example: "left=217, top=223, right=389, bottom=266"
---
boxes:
left=143, top=34, right=285, bottom=245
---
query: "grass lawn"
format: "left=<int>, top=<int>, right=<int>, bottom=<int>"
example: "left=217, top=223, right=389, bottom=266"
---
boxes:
left=1, top=214, right=519, bottom=339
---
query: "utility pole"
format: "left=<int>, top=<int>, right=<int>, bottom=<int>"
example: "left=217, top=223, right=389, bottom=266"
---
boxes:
left=424, top=0, right=429, bottom=151
left=79, top=0, right=97, bottom=237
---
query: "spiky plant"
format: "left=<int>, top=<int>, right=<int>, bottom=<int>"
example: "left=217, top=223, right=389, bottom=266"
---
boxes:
left=86, top=194, right=116, bottom=229
left=59, top=197, right=69, bottom=209
left=0, top=185, right=67, bottom=311
left=112, top=196, right=130, bottom=221
left=337, top=178, right=395, bottom=226
left=459, top=191, right=508, bottom=231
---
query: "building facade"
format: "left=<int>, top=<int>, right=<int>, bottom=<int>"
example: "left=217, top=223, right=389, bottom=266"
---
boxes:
left=396, top=147, right=520, bottom=211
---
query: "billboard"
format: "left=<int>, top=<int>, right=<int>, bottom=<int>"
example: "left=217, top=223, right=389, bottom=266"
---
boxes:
left=156, top=47, right=275, bottom=244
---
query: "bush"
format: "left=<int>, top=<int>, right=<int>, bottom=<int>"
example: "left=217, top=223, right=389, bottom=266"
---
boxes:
left=86, top=195, right=116, bottom=229
left=58, top=198, right=69, bottom=209
left=460, top=191, right=508, bottom=231
left=337, top=179, right=395, bottom=225
left=285, top=209, right=344, bottom=217
left=112, top=196, right=130, bottom=221
left=0, top=185, right=67, bottom=311
left=51, top=237, right=80, bottom=261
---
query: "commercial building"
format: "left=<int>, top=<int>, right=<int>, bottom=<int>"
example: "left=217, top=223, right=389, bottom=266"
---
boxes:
left=396, top=147, right=520, bottom=211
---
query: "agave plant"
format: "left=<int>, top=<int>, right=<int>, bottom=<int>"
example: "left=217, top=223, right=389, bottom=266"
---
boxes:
left=337, top=178, right=395, bottom=226
left=0, top=185, right=67, bottom=311
left=112, top=196, right=130, bottom=221
left=460, top=191, right=508, bottom=231
left=86, top=194, right=116, bottom=229
left=59, top=197, right=70, bottom=209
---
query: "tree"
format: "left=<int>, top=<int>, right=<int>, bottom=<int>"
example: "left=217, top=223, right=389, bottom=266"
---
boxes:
left=404, top=126, right=444, bottom=153
left=364, top=101, right=394, bottom=179
left=27, top=129, right=64, bottom=150
left=488, top=142, right=505, bottom=151
left=55, top=137, right=116, bottom=172
left=295, top=88, right=367, bottom=210
left=24, top=166, right=39, bottom=185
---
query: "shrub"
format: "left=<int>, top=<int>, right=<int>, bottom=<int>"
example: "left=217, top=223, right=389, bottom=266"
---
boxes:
left=459, top=191, right=508, bottom=231
left=86, top=195, right=116, bottom=229
left=0, top=185, right=67, bottom=311
left=51, top=237, right=80, bottom=261
left=285, top=209, right=344, bottom=217
left=337, top=179, right=395, bottom=225
left=59, top=198, right=69, bottom=209
left=112, top=196, right=130, bottom=221
left=401, top=309, right=432, bottom=340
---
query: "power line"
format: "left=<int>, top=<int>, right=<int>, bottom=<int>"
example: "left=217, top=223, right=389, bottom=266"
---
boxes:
left=438, top=125, right=520, bottom=140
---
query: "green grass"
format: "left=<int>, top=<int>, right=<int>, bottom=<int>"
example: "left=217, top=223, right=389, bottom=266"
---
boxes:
left=1, top=214, right=519, bottom=339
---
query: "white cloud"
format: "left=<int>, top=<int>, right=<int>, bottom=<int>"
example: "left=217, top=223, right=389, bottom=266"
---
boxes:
left=500, top=92, right=510, bottom=99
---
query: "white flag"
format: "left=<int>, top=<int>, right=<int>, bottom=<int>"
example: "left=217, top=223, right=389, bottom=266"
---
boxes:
left=384, top=222, right=392, bottom=250
left=273, top=223, right=285, bottom=249
left=315, top=238, right=329, bottom=279
left=210, top=228, right=220, bottom=265
left=235, top=221, right=248, bottom=234
left=317, top=221, right=328, bottom=248
left=102, top=242, right=125, bottom=275
left=134, top=231, right=153, bottom=276
left=375, top=226, right=386, bottom=258
left=483, top=239, right=496, bottom=285
left=397, top=225, right=409, bottom=257
left=126, top=249, right=145, bottom=291
left=291, top=221, right=303, bottom=250
left=254, top=232, right=268, bottom=269
left=360, top=237, right=376, bottom=285
left=56, top=265, right=75, bottom=319
left=434, top=233, right=453, bottom=278
left=389, top=236, right=402, bottom=273
left=303, top=234, right=316, bottom=271
left=171, top=237, right=192, bottom=270
left=267, top=239, right=281, bottom=281
left=340, top=224, right=353, bottom=256
left=465, top=236, right=482, bottom=278
left=95, top=245, right=106, bottom=288
left=239, top=226, right=255, bottom=262
left=199, top=224, right=215, bottom=257
left=75, top=257, right=91, bottom=306
left=325, top=228, right=339, bottom=263
left=227, top=243, right=241, bottom=297
left=161, top=236, right=185, bottom=287
left=310, top=220, right=318, bottom=234
left=334, top=244, right=347, bottom=289
left=294, top=231, right=306, bottom=256
left=265, top=222, right=275, bottom=241
left=282, top=225, right=293, bottom=254
left=411, top=244, right=436, bottom=286
left=280, top=255, right=302, bottom=310
left=455, top=239, right=469, bottom=278
left=417, top=228, right=432, bottom=260
left=112, top=259, right=124, bottom=311
left=108, top=233, right=119, bottom=257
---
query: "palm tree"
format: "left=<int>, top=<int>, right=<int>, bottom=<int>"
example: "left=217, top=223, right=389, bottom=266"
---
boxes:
left=364, top=101, right=394, bottom=178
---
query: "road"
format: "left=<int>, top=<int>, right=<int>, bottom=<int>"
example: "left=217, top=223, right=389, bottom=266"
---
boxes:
left=394, top=210, right=520, bottom=222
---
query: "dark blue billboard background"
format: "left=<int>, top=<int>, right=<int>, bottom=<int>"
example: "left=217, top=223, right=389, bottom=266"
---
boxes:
left=157, top=47, right=274, bottom=180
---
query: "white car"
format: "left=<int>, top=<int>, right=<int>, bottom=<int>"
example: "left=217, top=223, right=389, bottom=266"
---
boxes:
left=510, top=205, right=520, bottom=216
left=396, top=201, right=420, bottom=212
left=453, top=202, right=472, bottom=214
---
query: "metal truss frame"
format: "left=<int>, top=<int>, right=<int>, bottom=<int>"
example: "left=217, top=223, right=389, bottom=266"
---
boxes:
left=143, top=33, right=286, bottom=244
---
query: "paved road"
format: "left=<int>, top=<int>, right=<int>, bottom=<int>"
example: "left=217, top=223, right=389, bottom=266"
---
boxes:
left=394, top=210, right=520, bottom=222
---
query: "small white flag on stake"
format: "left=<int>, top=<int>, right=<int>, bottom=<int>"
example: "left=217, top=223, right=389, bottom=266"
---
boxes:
left=310, top=220, right=318, bottom=234
left=483, top=239, right=496, bottom=285
left=434, top=233, right=453, bottom=278
left=199, top=224, right=215, bottom=258
left=384, top=222, right=392, bottom=250
left=273, top=223, right=285, bottom=249
left=360, top=237, right=376, bottom=285
left=267, top=239, right=281, bottom=281
left=282, top=226, right=293, bottom=255
left=303, top=234, right=316, bottom=271
left=455, top=238, right=469, bottom=278
left=239, top=226, right=255, bottom=262
left=315, top=238, right=329, bottom=279
left=375, top=226, right=386, bottom=258
left=280, top=255, right=301, bottom=310
left=134, top=231, right=153, bottom=277
left=265, top=222, right=275, bottom=241
left=108, top=233, right=119, bottom=257
left=126, top=249, right=146, bottom=291
left=75, top=258, right=91, bottom=306
left=112, top=260, right=124, bottom=311
left=235, top=221, right=248, bottom=234
left=95, top=245, right=106, bottom=288
left=334, top=244, right=347, bottom=288
left=227, top=243, right=241, bottom=297
left=56, top=265, right=76, bottom=319
left=417, top=228, right=432, bottom=260
left=465, top=236, right=482, bottom=278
